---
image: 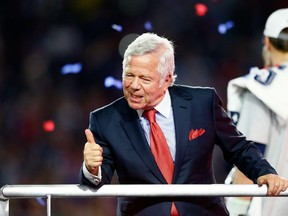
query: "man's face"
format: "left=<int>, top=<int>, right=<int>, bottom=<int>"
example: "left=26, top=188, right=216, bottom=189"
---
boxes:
left=262, top=37, right=273, bottom=67
left=262, top=45, right=272, bottom=67
left=122, top=53, right=171, bottom=110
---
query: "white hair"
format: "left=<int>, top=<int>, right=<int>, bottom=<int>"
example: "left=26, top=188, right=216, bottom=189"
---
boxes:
left=122, top=32, right=177, bottom=86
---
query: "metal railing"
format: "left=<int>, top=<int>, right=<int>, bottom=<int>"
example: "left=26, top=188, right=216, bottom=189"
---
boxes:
left=1, top=184, right=288, bottom=216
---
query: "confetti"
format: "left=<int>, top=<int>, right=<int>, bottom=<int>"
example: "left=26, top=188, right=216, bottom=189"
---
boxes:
left=104, top=76, right=122, bottom=89
left=144, top=21, right=153, bottom=31
left=43, top=120, right=55, bottom=132
left=218, top=21, right=234, bottom=34
left=61, top=63, right=82, bottom=75
left=111, top=24, right=123, bottom=32
left=36, top=197, right=46, bottom=206
left=195, top=3, right=208, bottom=16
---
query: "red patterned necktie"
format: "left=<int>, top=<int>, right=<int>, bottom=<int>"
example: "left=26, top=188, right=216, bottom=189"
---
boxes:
left=144, top=109, right=179, bottom=216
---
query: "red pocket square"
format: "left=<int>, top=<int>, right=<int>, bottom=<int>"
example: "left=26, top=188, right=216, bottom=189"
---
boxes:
left=189, top=128, right=206, bottom=141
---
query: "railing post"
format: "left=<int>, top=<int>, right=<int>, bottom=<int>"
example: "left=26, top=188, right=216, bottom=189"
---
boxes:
left=0, top=198, right=9, bottom=216
left=46, top=194, right=51, bottom=216
left=0, top=186, right=9, bottom=216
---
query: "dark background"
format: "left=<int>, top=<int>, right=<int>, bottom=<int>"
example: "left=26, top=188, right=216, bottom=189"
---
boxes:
left=0, top=1, right=287, bottom=215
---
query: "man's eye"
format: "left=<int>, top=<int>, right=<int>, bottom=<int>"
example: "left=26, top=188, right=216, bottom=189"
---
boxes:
left=125, top=74, right=134, bottom=78
left=142, top=78, right=151, bottom=81
left=141, top=78, right=152, bottom=84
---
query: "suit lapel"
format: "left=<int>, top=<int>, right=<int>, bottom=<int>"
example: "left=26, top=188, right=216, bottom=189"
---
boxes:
left=169, top=87, right=194, bottom=182
left=119, top=107, right=166, bottom=183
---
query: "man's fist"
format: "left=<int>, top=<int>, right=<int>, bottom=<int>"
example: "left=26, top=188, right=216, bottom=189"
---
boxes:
left=83, top=129, right=103, bottom=175
left=257, top=174, right=288, bottom=196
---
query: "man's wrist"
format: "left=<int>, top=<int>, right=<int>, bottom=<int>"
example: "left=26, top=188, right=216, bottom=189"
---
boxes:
left=82, top=162, right=102, bottom=184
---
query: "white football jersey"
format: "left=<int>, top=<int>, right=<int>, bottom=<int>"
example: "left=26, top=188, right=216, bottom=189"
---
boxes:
left=227, top=62, right=288, bottom=216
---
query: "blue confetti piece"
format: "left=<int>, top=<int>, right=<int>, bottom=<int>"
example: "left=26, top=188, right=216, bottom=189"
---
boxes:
left=111, top=24, right=123, bottom=32
left=61, top=63, right=82, bottom=75
left=104, top=76, right=122, bottom=89
left=144, top=21, right=153, bottom=31
left=36, top=197, right=46, bottom=206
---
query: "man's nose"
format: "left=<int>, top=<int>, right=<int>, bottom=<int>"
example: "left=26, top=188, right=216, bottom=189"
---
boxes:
left=131, top=78, right=140, bottom=89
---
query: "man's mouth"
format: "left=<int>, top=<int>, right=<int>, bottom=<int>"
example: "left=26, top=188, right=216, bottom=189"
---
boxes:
left=129, top=93, right=143, bottom=102
left=130, top=93, right=142, bottom=99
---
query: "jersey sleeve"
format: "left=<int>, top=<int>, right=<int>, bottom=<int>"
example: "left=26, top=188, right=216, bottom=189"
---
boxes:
left=236, top=91, right=271, bottom=148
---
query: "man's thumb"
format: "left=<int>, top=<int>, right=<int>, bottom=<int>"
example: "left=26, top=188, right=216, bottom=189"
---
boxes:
left=257, top=176, right=265, bottom=186
left=85, top=129, right=95, bottom=143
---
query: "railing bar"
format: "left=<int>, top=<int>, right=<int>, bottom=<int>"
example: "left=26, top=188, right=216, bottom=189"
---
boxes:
left=0, top=184, right=287, bottom=216
left=1, top=184, right=288, bottom=198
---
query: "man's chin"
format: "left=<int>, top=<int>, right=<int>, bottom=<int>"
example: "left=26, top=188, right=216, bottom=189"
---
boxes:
left=128, top=101, right=144, bottom=110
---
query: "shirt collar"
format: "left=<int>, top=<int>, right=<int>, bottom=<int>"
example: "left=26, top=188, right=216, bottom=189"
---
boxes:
left=137, top=90, right=171, bottom=118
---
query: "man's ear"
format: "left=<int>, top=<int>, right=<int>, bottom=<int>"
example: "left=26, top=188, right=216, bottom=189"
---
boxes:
left=264, top=36, right=272, bottom=51
left=165, top=73, right=172, bottom=85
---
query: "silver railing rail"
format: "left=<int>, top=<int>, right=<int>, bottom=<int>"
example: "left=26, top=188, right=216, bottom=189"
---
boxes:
left=1, top=184, right=288, bottom=216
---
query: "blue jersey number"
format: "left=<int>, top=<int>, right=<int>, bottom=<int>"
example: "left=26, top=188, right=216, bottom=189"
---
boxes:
left=254, top=69, right=276, bottom=85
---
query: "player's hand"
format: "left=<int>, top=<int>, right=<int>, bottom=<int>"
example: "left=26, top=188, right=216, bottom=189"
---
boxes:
left=257, top=174, right=288, bottom=196
left=83, top=129, right=103, bottom=175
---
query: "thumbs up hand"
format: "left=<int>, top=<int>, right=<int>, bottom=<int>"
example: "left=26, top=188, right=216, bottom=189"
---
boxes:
left=83, top=129, right=103, bottom=175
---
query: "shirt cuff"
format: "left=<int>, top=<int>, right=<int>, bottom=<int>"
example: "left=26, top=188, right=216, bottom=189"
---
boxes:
left=82, top=162, right=102, bottom=185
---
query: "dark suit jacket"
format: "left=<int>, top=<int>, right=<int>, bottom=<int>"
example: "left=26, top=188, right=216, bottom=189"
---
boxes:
left=80, top=85, right=277, bottom=216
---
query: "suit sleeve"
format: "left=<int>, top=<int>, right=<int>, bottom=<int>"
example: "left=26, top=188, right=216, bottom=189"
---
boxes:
left=80, top=111, right=116, bottom=188
left=211, top=89, right=277, bottom=183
